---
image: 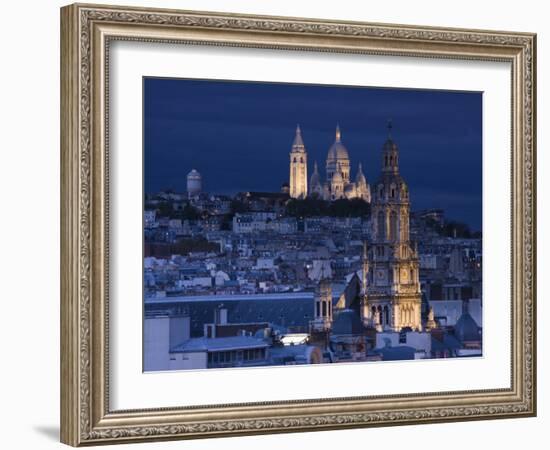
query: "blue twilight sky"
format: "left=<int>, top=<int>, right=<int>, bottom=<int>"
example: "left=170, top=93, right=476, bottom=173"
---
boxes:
left=144, top=77, right=482, bottom=231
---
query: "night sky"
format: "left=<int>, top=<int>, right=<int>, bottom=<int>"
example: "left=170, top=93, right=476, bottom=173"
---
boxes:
left=144, top=77, right=482, bottom=231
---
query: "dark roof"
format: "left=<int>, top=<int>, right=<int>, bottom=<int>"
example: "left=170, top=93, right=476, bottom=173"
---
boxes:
left=171, top=336, right=268, bottom=353
left=431, top=333, right=462, bottom=351
left=331, top=309, right=365, bottom=336
left=454, top=312, right=481, bottom=342
left=145, top=295, right=313, bottom=337
left=374, top=345, right=416, bottom=361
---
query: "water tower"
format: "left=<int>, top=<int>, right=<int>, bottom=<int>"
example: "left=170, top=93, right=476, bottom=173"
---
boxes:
left=186, top=169, right=202, bottom=199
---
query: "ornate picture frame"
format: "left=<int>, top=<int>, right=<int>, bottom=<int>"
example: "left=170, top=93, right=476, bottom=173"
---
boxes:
left=60, top=3, right=536, bottom=446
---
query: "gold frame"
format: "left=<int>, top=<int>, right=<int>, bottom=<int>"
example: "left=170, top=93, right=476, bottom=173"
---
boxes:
left=60, top=3, right=537, bottom=446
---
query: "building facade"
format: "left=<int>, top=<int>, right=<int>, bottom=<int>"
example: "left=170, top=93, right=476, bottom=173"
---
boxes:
left=289, top=125, right=308, bottom=199
left=307, top=125, right=371, bottom=202
left=288, top=124, right=371, bottom=202
left=361, top=124, right=422, bottom=331
left=312, top=268, right=333, bottom=332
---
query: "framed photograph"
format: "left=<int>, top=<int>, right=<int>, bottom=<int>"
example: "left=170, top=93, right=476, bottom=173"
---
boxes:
left=60, top=3, right=536, bottom=446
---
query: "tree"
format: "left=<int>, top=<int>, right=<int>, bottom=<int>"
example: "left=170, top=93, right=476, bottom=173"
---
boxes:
left=285, top=197, right=370, bottom=218
left=285, top=197, right=329, bottom=217
left=423, top=217, right=477, bottom=239
left=173, top=238, right=219, bottom=255
left=156, top=201, right=172, bottom=217
left=230, top=199, right=248, bottom=215
left=442, top=220, right=472, bottom=238
left=220, top=214, right=233, bottom=231
left=328, top=198, right=371, bottom=217
left=181, top=204, right=201, bottom=220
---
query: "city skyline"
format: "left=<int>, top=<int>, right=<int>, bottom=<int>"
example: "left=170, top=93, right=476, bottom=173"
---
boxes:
left=143, top=78, right=483, bottom=371
left=144, top=77, right=482, bottom=230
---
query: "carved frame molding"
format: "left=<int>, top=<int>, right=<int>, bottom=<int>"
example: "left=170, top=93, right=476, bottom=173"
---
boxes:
left=60, top=3, right=536, bottom=446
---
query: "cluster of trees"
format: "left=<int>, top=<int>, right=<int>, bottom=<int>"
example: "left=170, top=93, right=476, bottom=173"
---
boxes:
left=153, top=201, right=173, bottom=218
left=154, top=202, right=203, bottom=221
left=425, top=218, right=481, bottom=239
left=284, top=198, right=371, bottom=218
left=151, top=198, right=480, bottom=239
left=152, top=196, right=372, bottom=223
left=172, top=238, right=220, bottom=255
left=145, top=238, right=219, bottom=257
left=442, top=221, right=482, bottom=239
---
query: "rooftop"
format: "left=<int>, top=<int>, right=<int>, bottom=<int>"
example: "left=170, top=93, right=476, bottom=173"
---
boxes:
left=171, top=336, right=269, bottom=353
left=145, top=292, right=314, bottom=304
left=373, top=345, right=416, bottom=361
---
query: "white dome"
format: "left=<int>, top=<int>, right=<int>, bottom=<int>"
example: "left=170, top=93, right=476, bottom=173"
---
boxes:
left=327, top=141, right=350, bottom=161
left=327, top=125, right=350, bottom=162
left=356, top=163, right=367, bottom=185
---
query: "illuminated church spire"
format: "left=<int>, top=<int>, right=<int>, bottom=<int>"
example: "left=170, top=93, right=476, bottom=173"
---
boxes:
left=289, top=124, right=308, bottom=198
left=382, top=119, right=399, bottom=173
left=366, top=121, right=421, bottom=332
left=309, top=160, right=323, bottom=197
left=326, top=123, right=350, bottom=188
left=293, top=123, right=305, bottom=148
left=356, top=162, right=366, bottom=184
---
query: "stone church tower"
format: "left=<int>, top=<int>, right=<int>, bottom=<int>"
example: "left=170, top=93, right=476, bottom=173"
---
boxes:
left=289, top=124, right=308, bottom=199
left=312, top=267, right=333, bottom=332
left=361, top=123, right=422, bottom=331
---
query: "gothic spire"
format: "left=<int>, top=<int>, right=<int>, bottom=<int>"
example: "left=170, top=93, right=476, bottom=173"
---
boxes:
left=382, top=121, right=399, bottom=173
left=356, top=162, right=367, bottom=186
left=310, top=160, right=321, bottom=189
left=292, top=123, right=305, bottom=149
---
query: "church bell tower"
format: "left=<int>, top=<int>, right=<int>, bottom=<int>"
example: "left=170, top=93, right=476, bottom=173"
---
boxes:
left=289, top=124, right=308, bottom=199
left=312, top=264, right=333, bottom=332
left=364, top=121, right=422, bottom=331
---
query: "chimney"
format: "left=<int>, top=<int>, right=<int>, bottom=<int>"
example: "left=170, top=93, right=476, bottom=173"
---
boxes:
left=214, top=305, right=228, bottom=325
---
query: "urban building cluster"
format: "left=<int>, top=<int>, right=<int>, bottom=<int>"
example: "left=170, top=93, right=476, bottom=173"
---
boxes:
left=144, top=124, right=482, bottom=371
